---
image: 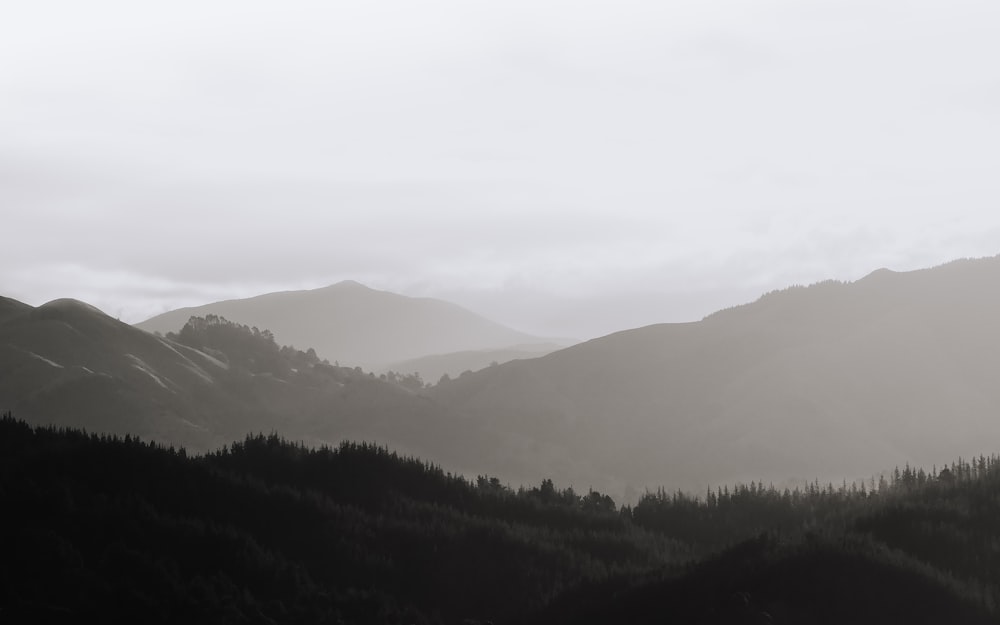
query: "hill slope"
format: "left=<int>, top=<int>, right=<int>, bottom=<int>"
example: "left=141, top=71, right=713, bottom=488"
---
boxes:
left=10, top=255, right=1000, bottom=497
left=0, top=300, right=492, bottom=472
left=432, top=255, right=1000, bottom=494
left=137, top=281, right=545, bottom=369
left=382, top=342, right=563, bottom=383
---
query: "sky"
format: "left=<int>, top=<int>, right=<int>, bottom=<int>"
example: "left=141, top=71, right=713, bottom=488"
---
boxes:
left=3, top=0, right=1000, bottom=339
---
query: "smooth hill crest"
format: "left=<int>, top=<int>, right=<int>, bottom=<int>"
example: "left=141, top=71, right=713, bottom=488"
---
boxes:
left=431, top=254, right=1000, bottom=494
left=137, top=280, right=554, bottom=371
left=0, top=296, right=232, bottom=450
left=0, top=298, right=495, bottom=471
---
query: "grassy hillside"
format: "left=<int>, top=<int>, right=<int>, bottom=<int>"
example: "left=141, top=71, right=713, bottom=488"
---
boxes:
left=0, top=302, right=514, bottom=478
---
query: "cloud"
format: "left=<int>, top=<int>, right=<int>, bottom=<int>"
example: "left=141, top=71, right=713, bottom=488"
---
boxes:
left=2, top=0, right=1000, bottom=337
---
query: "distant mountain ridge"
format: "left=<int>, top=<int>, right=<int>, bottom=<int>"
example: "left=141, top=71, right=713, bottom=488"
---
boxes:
left=382, top=342, right=564, bottom=383
left=430, top=254, right=1000, bottom=493
left=7, top=255, right=1000, bottom=498
left=137, top=281, right=549, bottom=370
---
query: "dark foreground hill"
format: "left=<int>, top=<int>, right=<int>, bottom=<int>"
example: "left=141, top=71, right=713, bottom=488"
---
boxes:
left=137, top=281, right=549, bottom=370
left=0, top=416, right=680, bottom=624
left=2, top=416, right=997, bottom=624
left=432, top=255, right=1000, bottom=493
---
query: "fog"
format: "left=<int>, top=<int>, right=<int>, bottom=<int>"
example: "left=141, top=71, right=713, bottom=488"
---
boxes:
left=4, top=0, right=1000, bottom=337
left=6, top=4, right=1000, bottom=618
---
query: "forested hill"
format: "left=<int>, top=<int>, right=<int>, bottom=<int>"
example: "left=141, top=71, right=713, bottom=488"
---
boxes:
left=0, top=415, right=679, bottom=624
left=3, top=415, right=998, bottom=624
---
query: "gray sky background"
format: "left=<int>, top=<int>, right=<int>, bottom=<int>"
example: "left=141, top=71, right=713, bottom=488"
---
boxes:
left=3, top=0, right=999, bottom=339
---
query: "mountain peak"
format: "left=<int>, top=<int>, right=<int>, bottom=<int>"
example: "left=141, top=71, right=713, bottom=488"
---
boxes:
left=326, top=280, right=371, bottom=290
left=860, top=267, right=897, bottom=281
left=137, top=283, right=541, bottom=368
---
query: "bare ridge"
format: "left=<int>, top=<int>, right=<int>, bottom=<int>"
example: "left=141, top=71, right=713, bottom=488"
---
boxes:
left=431, top=254, right=1000, bottom=494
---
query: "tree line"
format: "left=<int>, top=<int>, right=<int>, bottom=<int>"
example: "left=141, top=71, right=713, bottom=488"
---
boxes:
left=2, top=412, right=998, bottom=623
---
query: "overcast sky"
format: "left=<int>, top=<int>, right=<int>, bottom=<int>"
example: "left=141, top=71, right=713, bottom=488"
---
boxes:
left=4, top=0, right=1000, bottom=339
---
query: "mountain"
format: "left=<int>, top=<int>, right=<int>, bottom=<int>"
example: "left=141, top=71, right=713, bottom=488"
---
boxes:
left=431, top=255, right=1000, bottom=495
left=136, top=281, right=546, bottom=369
left=0, top=299, right=493, bottom=473
left=0, top=298, right=230, bottom=451
left=0, top=295, right=572, bottom=488
left=382, top=342, right=564, bottom=383
left=9, top=255, right=1000, bottom=499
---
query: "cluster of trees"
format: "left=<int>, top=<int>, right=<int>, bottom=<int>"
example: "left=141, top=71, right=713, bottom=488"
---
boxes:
left=3, top=411, right=999, bottom=623
left=173, top=314, right=437, bottom=394
left=172, top=314, right=303, bottom=378
left=630, top=457, right=1000, bottom=549
left=378, top=370, right=427, bottom=391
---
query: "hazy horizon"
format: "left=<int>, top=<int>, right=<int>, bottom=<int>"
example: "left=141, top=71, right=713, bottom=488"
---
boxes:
left=5, top=0, right=1000, bottom=338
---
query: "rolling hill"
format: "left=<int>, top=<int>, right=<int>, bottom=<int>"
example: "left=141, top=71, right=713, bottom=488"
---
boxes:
left=7, top=255, right=1000, bottom=499
left=430, top=255, right=1000, bottom=495
left=0, top=299, right=493, bottom=474
left=136, top=281, right=548, bottom=370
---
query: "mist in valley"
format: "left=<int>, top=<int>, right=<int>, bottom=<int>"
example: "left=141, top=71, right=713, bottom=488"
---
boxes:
left=4, top=0, right=1000, bottom=622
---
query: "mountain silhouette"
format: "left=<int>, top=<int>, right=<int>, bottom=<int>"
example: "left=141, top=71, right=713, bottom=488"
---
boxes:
left=8, top=255, right=1000, bottom=497
left=431, top=255, right=1000, bottom=494
left=137, top=281, right=547, bottom=370
left=381, top=342, right=564, bottom=383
